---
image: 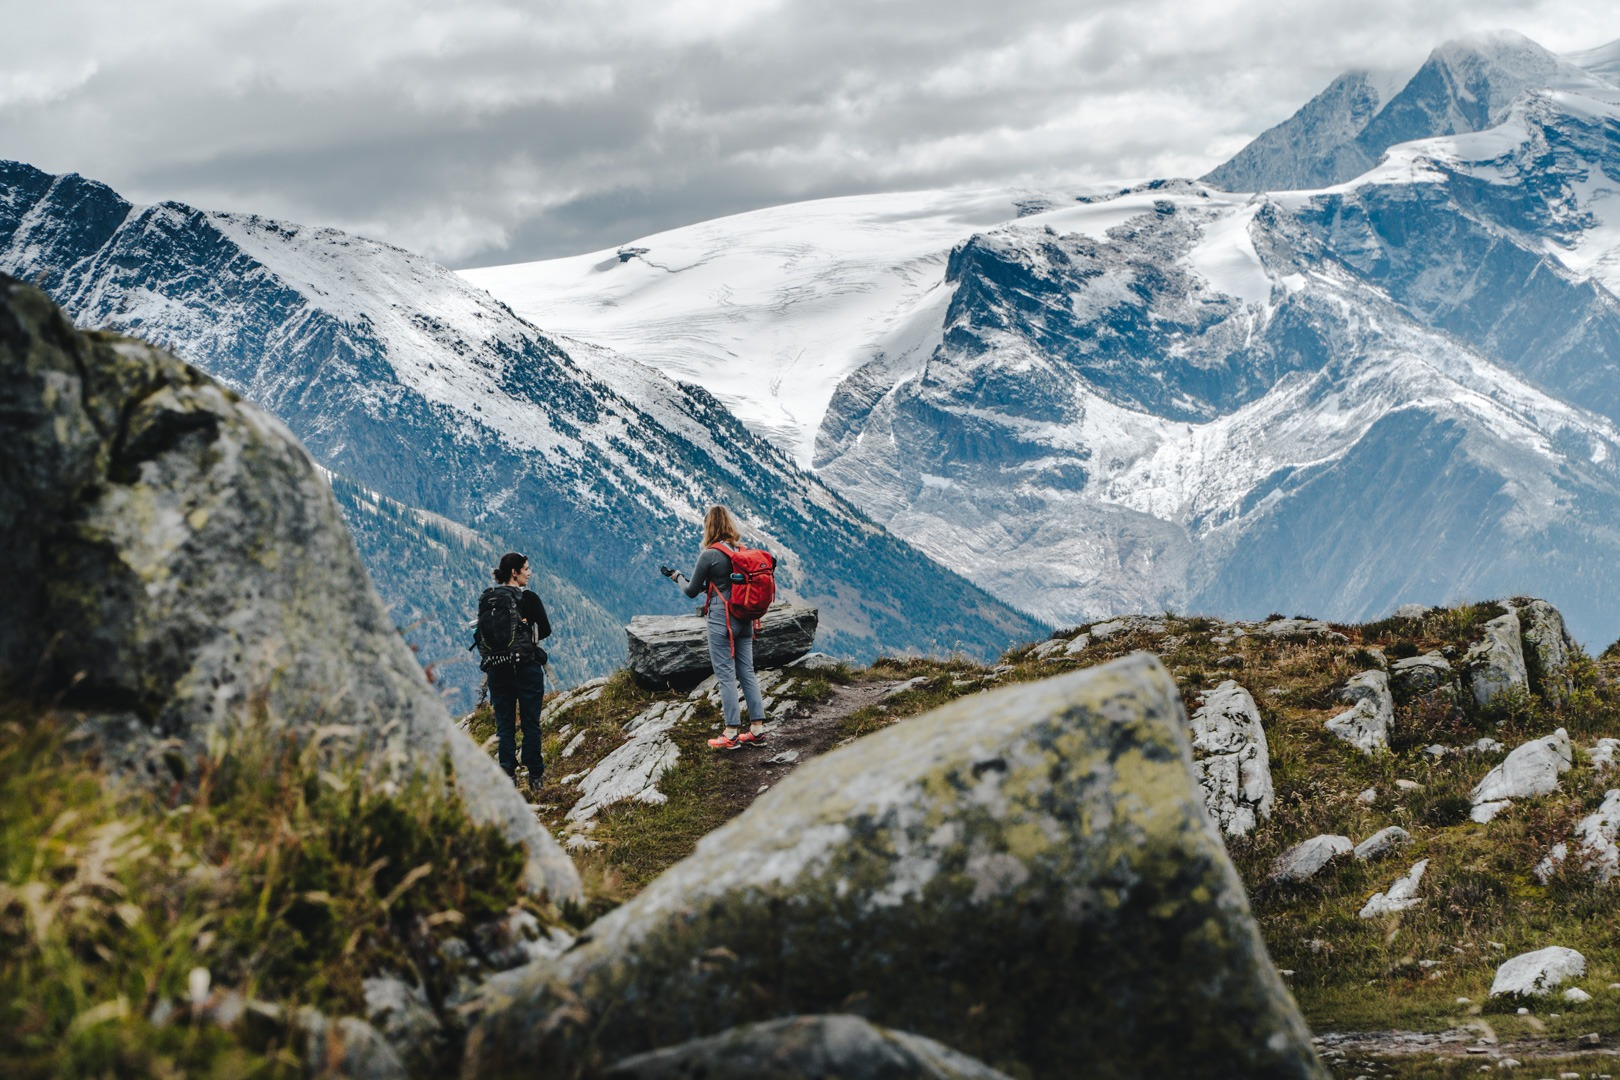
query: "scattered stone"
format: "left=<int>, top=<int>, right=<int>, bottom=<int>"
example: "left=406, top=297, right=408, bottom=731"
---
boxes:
left=1326, top=671, right=1394, bottom=754
left=548, top=677, right=611, bottom=718
left=1465, top=611, right=1529, bottom=707
left=566, top=701, right=691, bottom=822
left=1536, top=789, right=1620, bottom=883
left=1563, top=987, right=1593, bottom=1004
left=1390, top=652, right=1453, bottom=697
left=1395, top=779, right=1425, bottom=792
left=1214, top=654, right=1245, bottom=669
left=1423, top=744, right=1449, bottom=761
left=1471, top=738, right=1505, bottom=754
left=466, top=654, right=1324, bottom=1080
left=1264, top=618, right=1333, bottom=639
left=1189, top=680, right=1274, bottom=837
left=1490, top=947, right=1587, bottom=997
left=1087, top=616, right=1166, bottom=641
left=881, top=676, right=932, bottom=700
left=1591, top=739, right=1620, bottom=772
left=1394, top=604, right=1430, bottom=619
left=1028, top=638, right=1067, bottom=660
left=560, top=731, right=588, bottom=759
left=602, top=1014, right=1017, bottom=1079
left=363, top=974, right=443, bottom=1071
left=767, top=749, right=801, bottom=765
left=787, top=651, right=843, bottom=671
left=0, top=277, right=578, bottom=904
left=1063, top=632, right=1093, bottom=656
left=626, top=604, right=819, bottom=689
left=1470, top=729, right=1572, bottom=823
left=1580, top=1032, right=1603, bottom=1047
left=1358, top=859, right=1428, bottom=918
left=293, top=1008, right=407, bottom=1079
left=1271, top=835, right=1353, bottom=883
left=1356, top=787, right=1378, bottom=805
left=1354, top=827, right=1411, bottom=862
left=1496, top=1058, right=1520, bottom=1069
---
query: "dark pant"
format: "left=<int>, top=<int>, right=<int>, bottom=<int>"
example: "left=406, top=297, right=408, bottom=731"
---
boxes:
left=487, top=660, right=545, bottom=779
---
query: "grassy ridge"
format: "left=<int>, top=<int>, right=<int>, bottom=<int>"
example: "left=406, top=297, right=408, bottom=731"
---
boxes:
left=0, top=704, right=535, bottom=1078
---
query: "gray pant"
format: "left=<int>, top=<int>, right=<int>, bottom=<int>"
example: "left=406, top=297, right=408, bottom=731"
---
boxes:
left=708, top=605, right=764, bottom=729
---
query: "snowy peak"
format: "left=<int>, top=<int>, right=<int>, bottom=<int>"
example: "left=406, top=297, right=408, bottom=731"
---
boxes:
left=1204, top=30, right=1619, bottom=194
left=1568, top=37, right=1620, bottom=84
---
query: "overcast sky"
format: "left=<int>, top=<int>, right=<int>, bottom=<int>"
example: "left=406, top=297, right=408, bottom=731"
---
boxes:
left=3, top=0, right=1617, bottom=269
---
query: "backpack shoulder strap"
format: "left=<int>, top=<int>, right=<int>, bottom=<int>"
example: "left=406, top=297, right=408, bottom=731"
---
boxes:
left=709, top=542, right=736, bottom=557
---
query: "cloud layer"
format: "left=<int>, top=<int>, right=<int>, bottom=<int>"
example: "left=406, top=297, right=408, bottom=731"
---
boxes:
left=4, top=0, right=1617, bottom=267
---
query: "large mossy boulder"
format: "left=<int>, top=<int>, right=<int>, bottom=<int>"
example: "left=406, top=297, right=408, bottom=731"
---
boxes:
left=464, top=652, right=1323, bottom=1080
left=0, top=275, right=579, bottom=903
left=604, top=1015, right=1013, bottom=1079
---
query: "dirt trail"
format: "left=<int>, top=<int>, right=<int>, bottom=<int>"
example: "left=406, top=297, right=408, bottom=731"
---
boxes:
left=705, top=677, right=908, bottom=810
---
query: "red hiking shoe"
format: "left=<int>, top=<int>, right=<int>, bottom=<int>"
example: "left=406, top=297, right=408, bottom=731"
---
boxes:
left=708, top=731, right=742, bottom=751
left=736, top=729, right=766, bottom=744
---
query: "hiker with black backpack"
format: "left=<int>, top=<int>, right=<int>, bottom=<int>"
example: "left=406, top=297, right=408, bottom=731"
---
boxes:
left=474, top=552, right=551, bottom=792
left=660, top=505, right=775, bottom=751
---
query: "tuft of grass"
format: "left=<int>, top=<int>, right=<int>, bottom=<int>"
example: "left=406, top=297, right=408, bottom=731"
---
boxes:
left=0, top=701, right=532, bottom=1078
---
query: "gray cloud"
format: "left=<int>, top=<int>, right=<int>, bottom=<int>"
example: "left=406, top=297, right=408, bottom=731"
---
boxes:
left=3, top=0, right=1617, bottom=267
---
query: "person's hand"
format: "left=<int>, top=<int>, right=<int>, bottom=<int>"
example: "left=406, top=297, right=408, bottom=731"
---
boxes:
left=660, top=565, right=674, bottom=577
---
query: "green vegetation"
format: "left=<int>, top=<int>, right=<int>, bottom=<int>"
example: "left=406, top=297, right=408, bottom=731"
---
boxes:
left=0, top=701, right=534, bottom=1078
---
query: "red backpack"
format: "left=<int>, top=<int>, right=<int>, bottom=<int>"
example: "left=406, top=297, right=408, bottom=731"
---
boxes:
left=710, top=541, right=776, bottom=620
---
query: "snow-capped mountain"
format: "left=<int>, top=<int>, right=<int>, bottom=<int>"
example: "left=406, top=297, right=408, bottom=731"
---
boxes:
left=1202, top=30, right=1620, bottom=193
left=0, top=161, right=1045, bottom=709
left=465, top=31, right=1620, bottom=646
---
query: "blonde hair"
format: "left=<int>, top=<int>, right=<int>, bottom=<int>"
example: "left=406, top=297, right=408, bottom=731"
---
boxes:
left=701, top=505, right=740, bottom=549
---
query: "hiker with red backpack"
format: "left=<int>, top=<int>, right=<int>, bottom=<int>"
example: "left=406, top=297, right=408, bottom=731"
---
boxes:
left=473, top=552, right=551, bottom=792
left=660, top=505, right=775, bottom=751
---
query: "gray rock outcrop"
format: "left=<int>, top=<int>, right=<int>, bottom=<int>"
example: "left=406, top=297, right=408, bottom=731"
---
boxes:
left=1389, top=651, right=1452, bottom=697
left=1465, top=610, right=1529, bottom=707
left=1270, top=835, right=1353, bottom=882
left=1517, top=598, right=1579, bottom=701
left=604, top=1015, right=1015, bottom=1080
left=1535, top=789, right=1620, bottom=884
left=1325, top=670, right=1393, bottom=753
left=1489, top=947, right=1587, bottom=997
left=1189, top=680, right=1274, bottom=836
left=0, top=276, right=579, bottom=903
left=463, top=653, right=1325, bottom=1080
left=1470, top=729, right=1572, bottom=823
left=627, top=604, right=818, bottom=688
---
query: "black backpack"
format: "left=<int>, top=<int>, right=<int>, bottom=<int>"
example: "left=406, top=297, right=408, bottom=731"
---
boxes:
left=473, top=585, right=532, bottom=670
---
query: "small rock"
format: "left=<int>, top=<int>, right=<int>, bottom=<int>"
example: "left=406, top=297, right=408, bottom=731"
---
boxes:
left=1465, top=609, right=1529, bottom=707
left=1516, top=1007, right=1529, bottom=1015
left=1490, top=946, right=1586, bottom=997
left=1394, top=603, right=1429, bottom=619
left=1358, top=859, right=1428, bottom=918
left=1395, top=779, right=1424, bottom=792
left=1580, top=1032, right=1602, bottom=1047
left=1214, top=654, right=1244, bottom=669
left=787, top=651, right=843, bottom=671
left=1563, top=987, right=1593, bottom=1003
left=1423, top=744, right=1449, bottom=761
left=881, top=676, right=931, bottom=699
left=1356, top=787, right=1377, bottom=804
left=1326, top=670, right=1394, bottom=754
left=1189, top=681, right=1273, bottom=837
left=767, top=750, right=800, bottom=765
left=1354, top=826, right=1411, bottom=861
left=1495, top=1058, right=1520, bottom=1069
left=1471, top=738, right=1505, bottom=754
left=1457, top=997, right=1471, bottom=1005
left=1535, top=788, right=1620, bottom=883
left=1063, top=632, right=1092, bottom=656
left=1271, top=834, right=1353, bottom=882
left=1591, top=739, right=1620, bottom=772
left=1390, top=651, right=1453, bottom=696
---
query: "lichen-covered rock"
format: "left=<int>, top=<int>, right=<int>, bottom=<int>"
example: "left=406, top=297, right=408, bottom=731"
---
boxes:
left=0, top=276, right=579, bottom=903
left=604, top=1014, right=1015, bottom=1080
left=1466, top=610, right=1529, bottom=707
left=1357, top=859, right=1428, bottom=918
left=1189, top=680, right=1273, bottom=836
left=627, top=604, right=818, bottom=689
left=463, top=654, right=1324, bottom=1080
left=1517, top=598, right=1579, bottom=702
left=1353, top=826, right=1411, bottom=862
left=1535, top=789, right=1620, bottom=884
left=1270, top=835, right=1353, bottom=882
left=1470, top=729, right=1572, bottom=823
left=1389, top=651, right=1452, bottom=697
left=1325, top=671, right=1393, bottom=754
left=1489, top=947, right=1586, bottom=997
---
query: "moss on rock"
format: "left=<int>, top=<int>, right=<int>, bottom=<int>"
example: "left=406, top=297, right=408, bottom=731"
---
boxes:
left=465, top=653, right=1323, bottom=1079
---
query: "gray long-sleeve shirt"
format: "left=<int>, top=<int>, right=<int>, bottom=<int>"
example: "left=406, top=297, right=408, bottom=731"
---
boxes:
left=683, top=546, right=734, bottom=601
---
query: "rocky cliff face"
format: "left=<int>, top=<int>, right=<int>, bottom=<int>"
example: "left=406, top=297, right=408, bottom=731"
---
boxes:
left=0, top=275, right=579, bottom=902
left=0, top=161, right=1045, bottom=710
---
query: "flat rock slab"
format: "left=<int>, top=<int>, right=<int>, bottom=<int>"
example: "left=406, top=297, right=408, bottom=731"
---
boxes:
left=628, top=604, right=818, bottom=689
left=1358, top=859, right=1428, bottom=918
left=1271, top=835, right=1353, bottom=882
left=464, top=653, right=1325, bottom=1080
left=604, top=1014, right=1015, bottom=1079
